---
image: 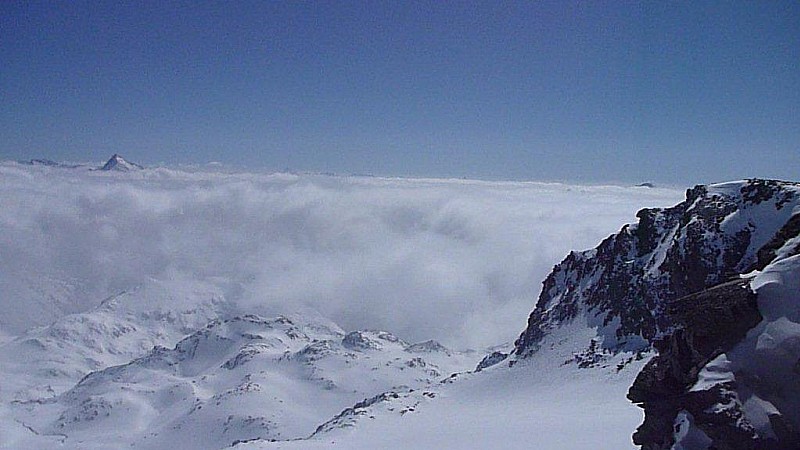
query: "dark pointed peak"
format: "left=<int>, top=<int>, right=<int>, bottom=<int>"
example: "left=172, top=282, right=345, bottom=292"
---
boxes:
left=100, top=154, right=143, bottom=171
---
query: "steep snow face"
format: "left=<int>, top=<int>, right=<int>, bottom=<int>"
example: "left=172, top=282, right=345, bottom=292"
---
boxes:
left=4, top=314, right=477, bottom=450
left=515, top=179, right=800, bottom=356
left=100, top=154, right=143, bottom=171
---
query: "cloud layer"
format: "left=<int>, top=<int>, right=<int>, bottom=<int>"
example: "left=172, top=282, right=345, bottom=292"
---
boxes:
left=0, top=163, right=682, bottom=348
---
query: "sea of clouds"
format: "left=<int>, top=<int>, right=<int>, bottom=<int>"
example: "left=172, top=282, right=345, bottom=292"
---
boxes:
left=0, top=162, right=683, bottom=348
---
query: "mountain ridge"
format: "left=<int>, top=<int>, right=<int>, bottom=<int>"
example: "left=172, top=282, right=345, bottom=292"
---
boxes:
left=514, top=179, right=799, bottom=358
left=510, top=178, right=800, bottom=449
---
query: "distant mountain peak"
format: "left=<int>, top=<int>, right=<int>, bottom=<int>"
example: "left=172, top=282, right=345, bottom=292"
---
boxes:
left=100, top=154, right=143, bottom=171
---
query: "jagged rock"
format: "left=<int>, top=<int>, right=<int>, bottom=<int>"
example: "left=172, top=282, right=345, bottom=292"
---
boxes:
left=506, top=179, right=800, bottom=449
left=515, top=179, right=800, bottom=357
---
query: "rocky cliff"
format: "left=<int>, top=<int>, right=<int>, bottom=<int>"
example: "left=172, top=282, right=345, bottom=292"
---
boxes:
left=514, top=179, right=799, bottom=357
left=513, top=179, right=800, bottom=449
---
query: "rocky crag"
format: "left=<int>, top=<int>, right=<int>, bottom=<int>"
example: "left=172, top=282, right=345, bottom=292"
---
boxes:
left=513, top=179, right=800, bottom=449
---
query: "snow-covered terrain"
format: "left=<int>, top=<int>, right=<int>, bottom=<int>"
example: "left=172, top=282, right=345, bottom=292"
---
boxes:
left=238, top=320, right=651, bottom=450
left=6, top=160, right=798, bottom=449
left=5, top=313, right=476, bottom=449
left=0, top=159, right=683, bottom=449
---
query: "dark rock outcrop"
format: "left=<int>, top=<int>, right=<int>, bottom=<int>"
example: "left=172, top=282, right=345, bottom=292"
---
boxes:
left=342, top=331, right=378, bottom=351
left=627, top=279, right=765, bottom=449
left=750, top=212, right=800, bottom=271
left=475, top=351, right=508, bottom=372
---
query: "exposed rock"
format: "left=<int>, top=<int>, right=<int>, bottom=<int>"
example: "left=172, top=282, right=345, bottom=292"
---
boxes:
left=406, top=340, right=450, bottom=354
left=342, top=331, right=378, bottom=351
left=508, top=179, right=800, bottom=449
left=475, top=351, right=508, bottom=372
left=750, top=212, right=800, bottom=271
left=627, top=279, right=763, bottom=449
left=515, top=179, right=800, bottom=357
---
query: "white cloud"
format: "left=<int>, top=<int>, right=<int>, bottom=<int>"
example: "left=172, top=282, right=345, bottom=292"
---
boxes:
left=0, top=163, right=683, bottom=348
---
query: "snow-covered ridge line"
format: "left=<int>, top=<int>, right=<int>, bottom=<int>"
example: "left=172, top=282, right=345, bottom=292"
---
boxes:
left=500, top=177, right=799, bottom=449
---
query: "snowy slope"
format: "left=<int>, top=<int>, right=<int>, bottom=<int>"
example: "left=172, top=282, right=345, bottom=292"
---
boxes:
left=0, top=279, right=230, bottom=403
left=4, top=313, right=478, bottom=449
left=234, top=320, right=651, bottom=450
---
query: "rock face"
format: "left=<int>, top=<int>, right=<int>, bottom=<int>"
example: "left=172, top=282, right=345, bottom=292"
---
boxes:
left=511, top=179, right=800, bottom=449
left=627, top=280, right=765, bottom=449
left=514, top=179, right=799, bottom=357
left=628, top=256, right=800, bottom=450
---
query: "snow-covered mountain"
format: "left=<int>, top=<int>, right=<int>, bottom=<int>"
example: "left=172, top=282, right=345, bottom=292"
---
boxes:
left=0, top=279, right=231, bottom=403
left=2, top=172, right=798, bottom=450
left=5, top=313, right=476, bottom=449
left=515, top=179, right=799, bottom=357
left=235, top=178, right=800, bottom=449
left=21, top=158, right=82, bottom=168
left=509, top=179, right=800, bottom=449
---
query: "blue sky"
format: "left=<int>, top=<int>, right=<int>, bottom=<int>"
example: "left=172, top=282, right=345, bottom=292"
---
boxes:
left=1, top=1, right=798, bottom=184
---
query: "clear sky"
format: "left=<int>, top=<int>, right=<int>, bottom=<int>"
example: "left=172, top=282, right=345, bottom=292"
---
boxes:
left=1, top=1, right=798, bottom=184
